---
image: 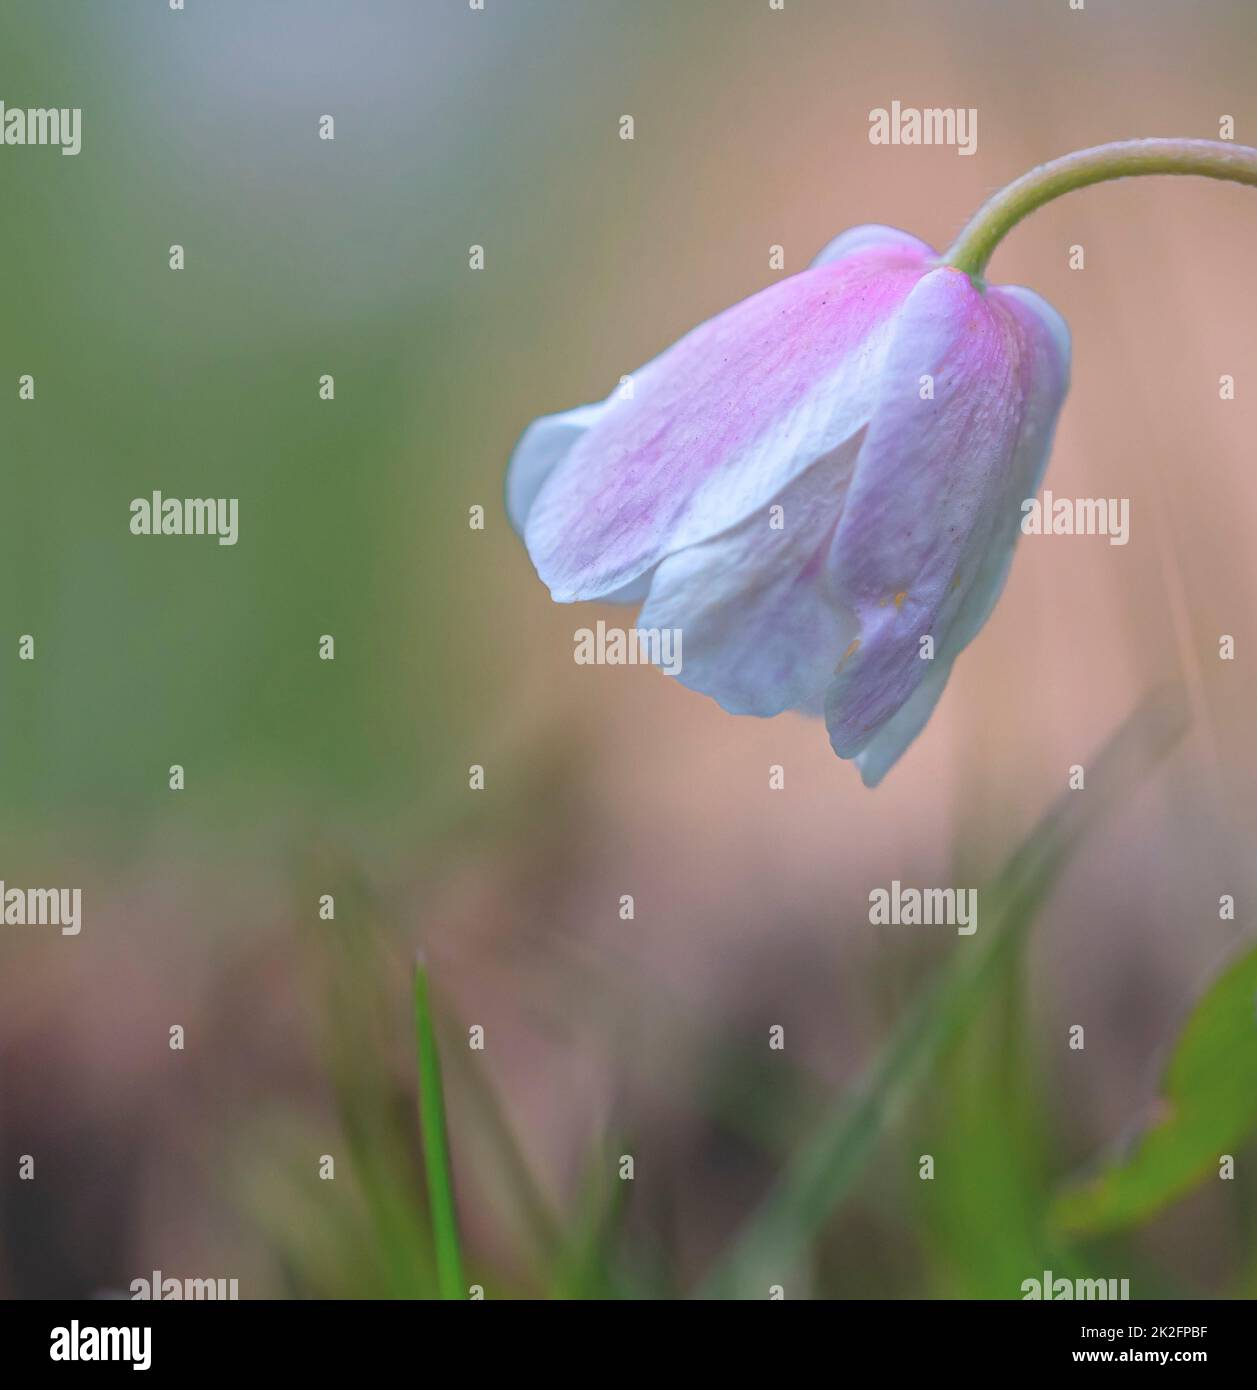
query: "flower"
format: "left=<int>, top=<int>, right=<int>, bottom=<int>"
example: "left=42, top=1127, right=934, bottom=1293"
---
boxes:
left=506, top=225, right=1069, bottom=785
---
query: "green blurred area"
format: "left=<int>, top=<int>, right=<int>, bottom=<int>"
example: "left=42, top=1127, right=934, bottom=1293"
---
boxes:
left=0, top=2, right=504, bottom=828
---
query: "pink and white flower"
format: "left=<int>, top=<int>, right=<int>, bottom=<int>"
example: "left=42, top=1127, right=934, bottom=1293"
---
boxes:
left=507, top=225, right=1069, bottom=785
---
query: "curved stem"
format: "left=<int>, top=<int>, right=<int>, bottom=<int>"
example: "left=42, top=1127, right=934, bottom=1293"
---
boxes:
left=943, top=138, right=1257, bottom=282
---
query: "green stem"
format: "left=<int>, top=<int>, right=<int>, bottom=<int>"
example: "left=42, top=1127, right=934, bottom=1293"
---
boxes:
left=414, top=957, right=466, bottom=1299
left=943, top=138, right=1257, bottom=282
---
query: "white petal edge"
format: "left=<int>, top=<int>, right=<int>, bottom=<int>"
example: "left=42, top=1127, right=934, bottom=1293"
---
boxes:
left=810, top=224, right=936, bottom=269
left=505, top=400, right=605, bottom=536
left=851, top=658, right=953, bottom=787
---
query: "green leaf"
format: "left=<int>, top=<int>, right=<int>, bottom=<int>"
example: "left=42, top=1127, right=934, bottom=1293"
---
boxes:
left=698, top=687, right=1188, bottom=1299
left=1052, top=940, right=1257, bottom=1235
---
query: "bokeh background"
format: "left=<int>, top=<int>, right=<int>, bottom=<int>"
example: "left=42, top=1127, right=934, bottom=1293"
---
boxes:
left=1, top=0, right=1256, bottom=1299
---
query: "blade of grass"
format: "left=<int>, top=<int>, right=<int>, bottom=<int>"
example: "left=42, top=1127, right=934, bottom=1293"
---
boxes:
left=918, top=981, right=1077, bottom=1297
left=414, top=956, right=466, bottom=1299
left=549, top=1137, right=633, bottom=1300
left=306, top=857, right=435, bottom=1296
left=1051, top=938, right=1257, bottom=1235
left=437, top=998, right=563, bottom=1268
left=698, top=686, right=1188, bottom=1298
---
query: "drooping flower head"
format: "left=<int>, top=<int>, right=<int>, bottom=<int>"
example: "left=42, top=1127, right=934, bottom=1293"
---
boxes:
left=507, top=225, right=1069, bottom=784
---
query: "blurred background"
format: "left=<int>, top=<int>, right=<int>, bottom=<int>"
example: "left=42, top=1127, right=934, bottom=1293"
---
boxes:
left=1, top=0, right=1256, bottom=1299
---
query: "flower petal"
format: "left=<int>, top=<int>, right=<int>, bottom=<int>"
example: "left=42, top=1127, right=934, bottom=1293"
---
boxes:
left=633, top=432, right=864, bottom=716
left=825, top=266, right=1069, bottom=768
left=852, top=657, right=954, bottom=788
left=943, top=284, right=1070, bottom=650
left=810, top=224, right=936, bottom=269
left=523, top=240, right=931, bottom=603
left=505, top=401, right=605, bottom=535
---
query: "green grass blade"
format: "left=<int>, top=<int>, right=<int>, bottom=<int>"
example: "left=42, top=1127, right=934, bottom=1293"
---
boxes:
left=307, top=860, right=436, bottom=1297
left=1052, top=939, right=1257, bottom=1236
left=698, top=687, right=1188, bottom=1299
left=438, top=997, right=564, bottom=1268
left=918, top=982, right=1079, bottom=1297
left=414, top=957, right=466, bottom=1299
left=549, top=1138, right=633, bottom=1300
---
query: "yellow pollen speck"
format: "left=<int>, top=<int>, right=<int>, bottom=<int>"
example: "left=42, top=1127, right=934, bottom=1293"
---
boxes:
left=835, top=637, right=861, bottom=674
left=893, top=591, right=907, bottom=609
